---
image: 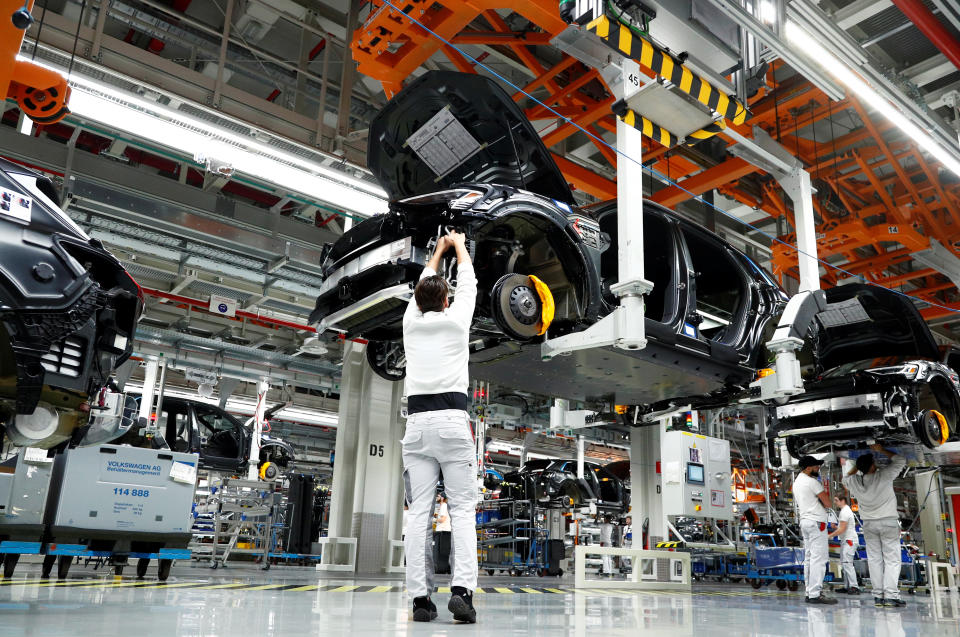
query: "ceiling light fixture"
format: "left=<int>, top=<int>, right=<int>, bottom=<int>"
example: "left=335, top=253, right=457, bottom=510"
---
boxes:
left=784, top=21, right=960, bottom=178
left=17, top=56, right=389, bottom=217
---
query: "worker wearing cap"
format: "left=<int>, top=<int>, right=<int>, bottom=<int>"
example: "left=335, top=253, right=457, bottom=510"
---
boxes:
left=832, top=494, right=860, bottom=595
left=792, top=456, right=837, bottom=605
left=842, top=445, right=906, bottom=608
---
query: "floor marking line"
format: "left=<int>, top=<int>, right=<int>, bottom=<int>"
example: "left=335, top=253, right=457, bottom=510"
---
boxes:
left=243, top=584, right=289, bottom=591
left=328, top=585, right=360, bottom=592
left=519, top=587, right=542, bottom=594
left=196, top=583, right=248, bottom=590
left=493, top=587, right=514, bottom=594
left=286, top=585, right=320, bottom=592
left=368, top=585, right=392, bottom=593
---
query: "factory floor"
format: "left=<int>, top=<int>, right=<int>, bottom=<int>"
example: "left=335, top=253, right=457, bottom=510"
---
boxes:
left=0, top=562, right=958, bottom=636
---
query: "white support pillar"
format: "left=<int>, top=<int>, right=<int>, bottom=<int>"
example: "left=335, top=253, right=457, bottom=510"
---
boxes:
left=247, top=378, right=269, bottom=481
left=577, top=435, right=585, bottom=480
left=541, top=59, right=652, bottom=359
left=137, top=357, right=160, bottom=423
left=778, top=168, right=821, bottom=293
left=630, top=418, right=665, bottom=548
left=322, top=341, right=405, bottom=574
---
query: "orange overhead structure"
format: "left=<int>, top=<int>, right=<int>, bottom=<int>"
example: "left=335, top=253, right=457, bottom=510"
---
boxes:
left=348, top=1, right=960, bottom=321
left=2, top=1, right=72, bottom=125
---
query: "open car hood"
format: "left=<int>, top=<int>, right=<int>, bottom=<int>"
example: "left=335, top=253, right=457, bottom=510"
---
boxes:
left=814, top=284, right=940, bottom=371
left=367, top=71, right=574, bottom=204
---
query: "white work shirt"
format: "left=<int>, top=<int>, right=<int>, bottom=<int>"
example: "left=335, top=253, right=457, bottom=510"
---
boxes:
left=402, top=263, right=478, bottom=400
left=793, top=471, right=827, bottom=523
left=842, top=455, right=905, bottom=520
left=837, top=505, right=858, bottom=543
left=436, top=501, right=451, bottom=532
left=622, top=524, right=633, bottom=545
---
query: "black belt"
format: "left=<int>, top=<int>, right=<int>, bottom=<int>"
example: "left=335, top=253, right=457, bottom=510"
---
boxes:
left=407, top=392, right=467, bottom=414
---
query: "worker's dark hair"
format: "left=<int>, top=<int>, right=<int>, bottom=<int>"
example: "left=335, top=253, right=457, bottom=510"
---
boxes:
left=834, top=494, right=848, bottom=504
left=855, top=453, right=875, bottom=474
left=415, top=275, right=449, bottom=313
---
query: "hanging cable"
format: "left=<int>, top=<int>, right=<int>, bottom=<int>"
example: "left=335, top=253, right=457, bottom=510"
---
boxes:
left=66, top=0, right=88, bottom=79
left=30, top=0, right=48, bottom=60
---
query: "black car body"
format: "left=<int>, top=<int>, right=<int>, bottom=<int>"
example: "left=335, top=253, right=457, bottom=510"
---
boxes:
left=500, top=459, right=626, bottom=513
left=309, top=71, right=786, bottom=411
left=768, top=284, right=960, bottom=460
left=0, top=159, right=142, bottom=448
left=158, top=397, right=294, bottom=475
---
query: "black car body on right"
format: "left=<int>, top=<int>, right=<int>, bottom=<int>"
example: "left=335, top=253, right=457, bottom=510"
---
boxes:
left=500, top=459, right=626, bottom=514
left=768, top=284, right=959, bottom=461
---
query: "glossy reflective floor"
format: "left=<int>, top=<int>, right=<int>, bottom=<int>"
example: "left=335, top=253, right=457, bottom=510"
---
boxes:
left=0, top=563, right=958, bottom=636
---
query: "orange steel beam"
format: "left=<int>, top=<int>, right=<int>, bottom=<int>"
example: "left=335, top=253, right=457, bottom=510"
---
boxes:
left=541, top=96, right=615, bottom=147
left=650, top=158, right=755, bottom=207
left=513, top=55, right=579, bottom=100
left=873, top=268, right=937, bottom=288
left=551, top=152, right=616, bottom=200
left=442, top=44, right=477, bottom=73
left=450, top=31, right=554, bottom=46
left=850, top=98, right=948, bottom=237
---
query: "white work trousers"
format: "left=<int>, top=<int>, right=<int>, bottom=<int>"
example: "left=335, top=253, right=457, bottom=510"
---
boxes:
left=800, top=519, right=828, bottom=598
left=402, top=410, right=477, bottom=598
left=861, top=518, right=902, bottom=600
left=840, top=539, right=858, bottom=589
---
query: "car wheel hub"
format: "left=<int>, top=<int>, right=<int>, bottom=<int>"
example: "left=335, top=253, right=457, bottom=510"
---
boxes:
left=491, top=273, right=544, bottom=340
left=508, top=287, right=539, bottom=325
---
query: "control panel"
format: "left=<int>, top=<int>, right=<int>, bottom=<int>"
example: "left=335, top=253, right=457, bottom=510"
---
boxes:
left=660, top=430, right=732, bottom=520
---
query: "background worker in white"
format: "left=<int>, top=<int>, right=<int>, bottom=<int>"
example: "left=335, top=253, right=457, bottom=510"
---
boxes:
left=598, top=515, right=615, bottom=576
left=842, top=445, right=906, bottom=608
left=792, top=456, right=837, bottom=604
left=832, top=494, right=860, bottom=594
left=621, top=515, right=633, bottom=570
left=401, top=231, right=479, bottom=624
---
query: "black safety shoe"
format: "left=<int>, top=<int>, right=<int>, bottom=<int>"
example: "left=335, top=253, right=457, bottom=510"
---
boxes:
left=805, top=596, right=838, bottom=605
left=874, top=597, right=885, bottom=607
left=834, top=587, right=849, bottom=594
left=412, top=596, right=438, bottom=622
left=847, top=587, right=861, bottom=595
left=449, top=586, right=477, bottom=623
left=884, top=598, right=906, bottom=608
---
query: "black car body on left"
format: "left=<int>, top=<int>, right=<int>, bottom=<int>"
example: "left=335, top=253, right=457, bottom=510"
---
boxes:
left=309, top=71, right=787, bottom=412
left=768, top=284, right=960, bottom=461
left=0, top=158, right=142, bottom=448
left=158, top=397, right=294, bottom=476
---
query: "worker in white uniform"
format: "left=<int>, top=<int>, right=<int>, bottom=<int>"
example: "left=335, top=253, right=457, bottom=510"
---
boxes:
left=599, top=516, right=615, bottom=576
left=842, top=445, right=906, bottom=608
left=832, top=494, right=860, bottom=595
left=792, top=456, right=837, bottom=604
left=621, top=515, right=633, bottom=571
left=401, top=231, right=478, bottom=624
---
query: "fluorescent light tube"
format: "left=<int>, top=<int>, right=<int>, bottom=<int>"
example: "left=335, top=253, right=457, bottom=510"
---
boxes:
left=18, top=56, right=388, bottom=216
left=784, top=21, right=960, bottom=178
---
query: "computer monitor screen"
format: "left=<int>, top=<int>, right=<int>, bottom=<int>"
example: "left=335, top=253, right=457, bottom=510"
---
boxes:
left=686, top=462, right=705, bottom=485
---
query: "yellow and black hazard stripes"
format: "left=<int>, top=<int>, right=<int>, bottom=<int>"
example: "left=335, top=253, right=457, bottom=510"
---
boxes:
left=655, top=541, right=684, bottom=549
left=0, top=578, right=838, bottom=599
left=612, top=102, right=678, bottom=148
left=584, top=14, right=747, bottom=147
